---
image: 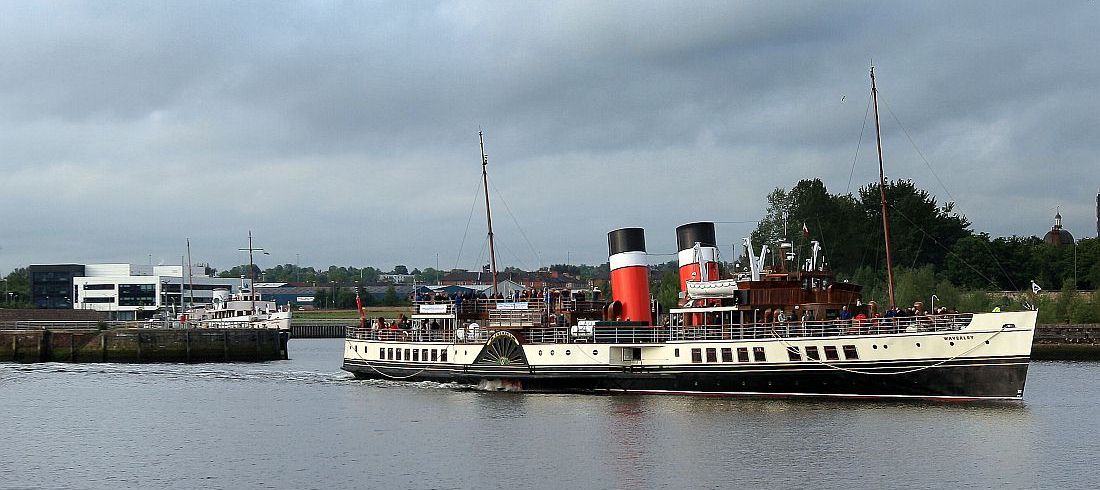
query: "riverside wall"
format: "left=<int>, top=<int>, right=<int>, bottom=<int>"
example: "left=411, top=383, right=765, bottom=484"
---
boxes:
left=1032, top=324, right=1100, bottom=360
left=0, top=328, right=289, bottom=363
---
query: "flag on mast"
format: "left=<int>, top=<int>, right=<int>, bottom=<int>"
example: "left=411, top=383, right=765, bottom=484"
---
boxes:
left=355, top=289, right=366, bottom=328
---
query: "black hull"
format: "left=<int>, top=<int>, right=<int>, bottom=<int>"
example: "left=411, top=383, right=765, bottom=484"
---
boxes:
left=342, top=356, right=1029, bottom=400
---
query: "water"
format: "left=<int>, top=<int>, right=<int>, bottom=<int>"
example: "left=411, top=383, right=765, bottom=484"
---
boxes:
left=2, top=339, right=1096, bottom=489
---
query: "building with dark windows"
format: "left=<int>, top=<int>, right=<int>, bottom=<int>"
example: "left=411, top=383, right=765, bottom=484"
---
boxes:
left=31, top=263, right=251, bottom=320
left=28, top=264, right=86, bottom=309
left=72, top=264, right=250, bottom=320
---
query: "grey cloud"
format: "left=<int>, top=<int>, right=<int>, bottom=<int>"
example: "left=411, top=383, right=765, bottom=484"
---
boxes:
left=0, top=1, right=1097, bottom=274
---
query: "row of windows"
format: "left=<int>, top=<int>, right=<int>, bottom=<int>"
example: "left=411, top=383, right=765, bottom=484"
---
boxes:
left=690, top=346, right=767, bottom=363
left=366, top=346, right=449, bottom=363
left=83, top=283, right=116, bottom=290
left=82, top=297, right=115, bottom=303
left=687, top=344, right=860, bottom=364
left=81, top=283, right=230, bottom=292
left=789, top=345, right=859, bottom=362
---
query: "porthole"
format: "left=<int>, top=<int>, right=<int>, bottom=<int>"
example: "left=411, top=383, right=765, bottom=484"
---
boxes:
left=538, top=350, right=543, bottom=356
left=916, top=343, right=921, bottom=348
left=550, top=350, right=555, bottom=355
left=949, top=342, right=955, bottom=346
left=592, top=350, right=598, bottom=356
left=872, top=344, right=878, bottom=349
left=985, top=340, right=990, bottom=344
left=566, top=350, right=571, bottom=356
left=883, top=345, right=888, bottom=349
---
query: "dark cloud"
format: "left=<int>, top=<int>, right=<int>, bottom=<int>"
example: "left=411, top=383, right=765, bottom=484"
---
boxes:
left=0, top=1, right=1097, bottom=274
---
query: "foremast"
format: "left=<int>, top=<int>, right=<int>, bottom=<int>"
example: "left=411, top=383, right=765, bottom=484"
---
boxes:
left=479, top=130, right=500, bottom=297
left=870, top=64, right=897, bottom=309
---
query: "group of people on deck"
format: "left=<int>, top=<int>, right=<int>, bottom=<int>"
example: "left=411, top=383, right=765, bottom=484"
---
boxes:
left=415, top=287, right=600, bottom=310
left=371, top=314, right=443, bottom=340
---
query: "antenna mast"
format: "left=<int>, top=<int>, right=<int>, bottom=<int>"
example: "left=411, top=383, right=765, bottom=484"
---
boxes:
left=871, top=64, right=897, bottom=309
left=479, top=130, right=500, bottom=296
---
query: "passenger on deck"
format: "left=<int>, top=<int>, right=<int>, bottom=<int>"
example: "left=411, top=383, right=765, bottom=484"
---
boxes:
left=839, top=305, right=853, bottom=321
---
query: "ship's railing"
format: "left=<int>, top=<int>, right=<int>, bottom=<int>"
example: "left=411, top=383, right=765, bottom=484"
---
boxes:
left=411, top=296, right=604, bottom=315
left=345, top=314, right=974, bottom=344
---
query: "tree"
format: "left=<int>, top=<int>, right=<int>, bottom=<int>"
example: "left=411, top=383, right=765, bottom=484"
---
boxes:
left=2, top=268, right=31, bottom=307
left=751, top=178, right=972, bottom=278
left=392, top=265, right=409, bottom=275
left=382, top=286, right=399, bottom=306
left=313, top=289, right=329, bottom=309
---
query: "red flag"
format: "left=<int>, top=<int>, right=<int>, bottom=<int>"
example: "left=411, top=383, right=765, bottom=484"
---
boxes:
left=355, top=290, right=366, bottom=328
left=801, top=222, right=810, bottom=237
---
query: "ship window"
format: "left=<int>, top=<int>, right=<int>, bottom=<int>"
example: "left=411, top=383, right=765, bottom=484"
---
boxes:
left=753, top=347, right=766, bottom=362
left=379, top=349, right=385, bottom=360
left=674, top=348, right=680, bottom=357
left=440, top=349, right=448, bottom=362
left=413, top=349, right=420, bottom=361
left=422, top=349, right=428, bottom=361
left=431, top=350, right=438, bottom=361
left=706, top=348, right=717, bottom=363
left=806, top=346, right=820, bottom=360
left=386, top=348, right=393, bottom=359
left=824, top=346, right=839, bottom=361
left=396, top=349, right=402, bottom=361
left=737, top=347, right=749, bottom=362
left=404, top=349, right=411, bottom=360
left=721, top=348, right=733, bottom=362
left=842, top=345, right=858, bottom=360
left=787, top=346, right=801, bottom=361
left=691, top=348, right=702, bottom=363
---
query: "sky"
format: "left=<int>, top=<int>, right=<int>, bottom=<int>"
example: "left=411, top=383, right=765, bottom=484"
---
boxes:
left=1, top=1, right=1098, bottom=275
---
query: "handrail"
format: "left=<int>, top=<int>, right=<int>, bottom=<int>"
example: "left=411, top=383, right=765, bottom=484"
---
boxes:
left=345, top=314, right=975, bottom=344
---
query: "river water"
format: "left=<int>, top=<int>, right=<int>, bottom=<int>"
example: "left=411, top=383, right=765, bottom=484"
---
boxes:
left=1, top=338, right=1096, bottom=489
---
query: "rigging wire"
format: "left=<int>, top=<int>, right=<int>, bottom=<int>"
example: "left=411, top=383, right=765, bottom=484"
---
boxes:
left=487, top=176, right=543, bottom=270
left=887, top=203, right=1007, bottom=290
left=453, top=180, right=484, bottom=272
left=880, top=96, right=955, bottom=202
left=862, top=85, right=1016, bottom=290
left=846, top=91, right=874, bottom=194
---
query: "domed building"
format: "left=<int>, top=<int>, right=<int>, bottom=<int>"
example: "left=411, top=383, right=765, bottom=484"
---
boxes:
left=1043, top=212, right=1074, bottom=246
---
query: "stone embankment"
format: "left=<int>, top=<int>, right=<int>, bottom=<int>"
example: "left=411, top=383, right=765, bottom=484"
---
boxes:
left=0, top=327, right=288, bottom=363
left=1033, top=324, right=1100, bottom=360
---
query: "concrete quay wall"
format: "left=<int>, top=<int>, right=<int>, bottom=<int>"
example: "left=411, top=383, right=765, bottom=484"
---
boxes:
left=1033, top=323, right=1100, bottom=360
left=0, top=328, right=289, bottom=363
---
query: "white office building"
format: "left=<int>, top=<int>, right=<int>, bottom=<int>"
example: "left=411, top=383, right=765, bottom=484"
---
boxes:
left=73, top=264, right=252, bottom=320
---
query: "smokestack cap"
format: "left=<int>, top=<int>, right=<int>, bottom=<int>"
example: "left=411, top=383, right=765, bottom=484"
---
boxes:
left=608, top=228, right=646, bottom=255
left=676, top=221, right=717, bottom=250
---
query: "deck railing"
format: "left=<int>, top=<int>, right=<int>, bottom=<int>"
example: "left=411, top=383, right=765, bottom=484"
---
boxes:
left=346, top=314, right=974, bottom=344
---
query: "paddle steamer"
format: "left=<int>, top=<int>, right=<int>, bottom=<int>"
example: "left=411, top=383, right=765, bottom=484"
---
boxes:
left=342, top=68, right=1034, bottom=400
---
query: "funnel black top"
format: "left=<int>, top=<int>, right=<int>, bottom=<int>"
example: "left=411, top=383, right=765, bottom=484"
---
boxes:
left=676, top=222, right=716, bottom=250
left=608, top=228, right=647, bottom=255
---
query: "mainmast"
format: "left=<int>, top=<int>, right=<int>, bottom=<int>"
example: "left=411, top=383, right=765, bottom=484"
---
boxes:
left=479, top=130, right=499, bottom=296
left=871, top=65, right=897, bottom=309
left=238, top=231, right=267, bottom=314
